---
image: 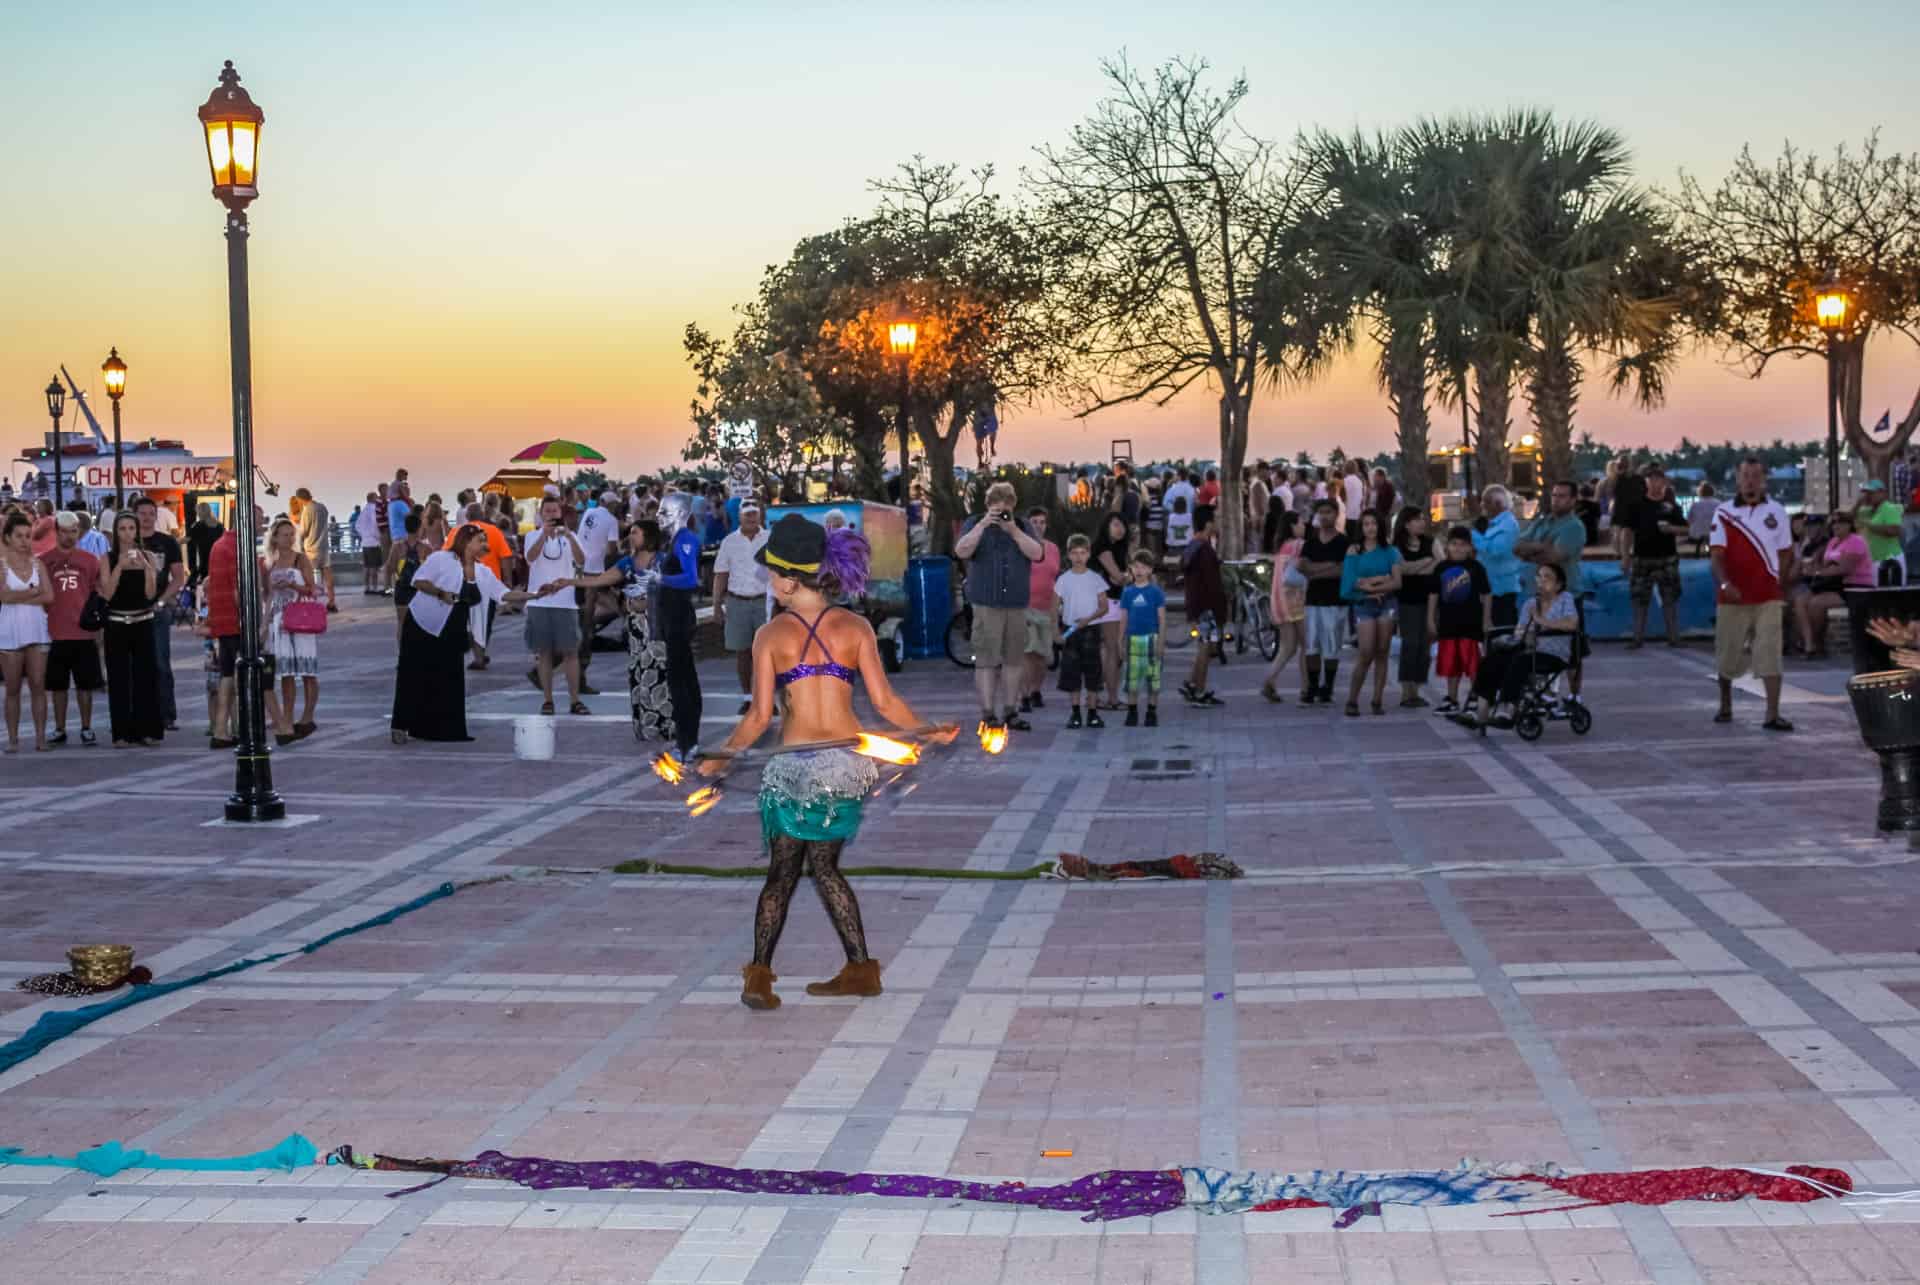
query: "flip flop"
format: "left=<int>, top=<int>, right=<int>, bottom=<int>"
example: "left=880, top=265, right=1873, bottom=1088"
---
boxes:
left=569, top=701, right=590, bottom=716
left=540, top=701, right=555, bottom=716
left=1712, top=710, right=1733, bottom=724
left=1762, top=717, right=1795, bottom=733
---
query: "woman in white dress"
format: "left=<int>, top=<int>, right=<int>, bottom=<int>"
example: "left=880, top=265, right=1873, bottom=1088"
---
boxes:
left=263, top=518, right=320, bottom=739
left=0, top=510, right=54, bottom=752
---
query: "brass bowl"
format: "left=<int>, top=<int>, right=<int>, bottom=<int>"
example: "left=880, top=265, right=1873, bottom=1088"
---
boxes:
left=67, top=944, right=135, bottom=988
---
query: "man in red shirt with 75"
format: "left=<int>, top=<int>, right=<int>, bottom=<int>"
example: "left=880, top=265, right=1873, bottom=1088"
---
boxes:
left=41, top=513, right=103, bottom=747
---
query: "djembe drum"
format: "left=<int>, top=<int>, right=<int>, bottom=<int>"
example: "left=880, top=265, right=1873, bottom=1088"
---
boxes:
left=1847, top=668, right=1920, bottom=831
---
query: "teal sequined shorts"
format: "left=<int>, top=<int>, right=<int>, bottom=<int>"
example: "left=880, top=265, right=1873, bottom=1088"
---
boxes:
left=759, top=748, right=880, bottom=844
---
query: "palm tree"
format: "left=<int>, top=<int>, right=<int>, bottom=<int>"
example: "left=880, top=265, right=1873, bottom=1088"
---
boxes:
left=1433, top=113, right=1682, bottom=488
left=1296, top=128, right=1453, bottom=508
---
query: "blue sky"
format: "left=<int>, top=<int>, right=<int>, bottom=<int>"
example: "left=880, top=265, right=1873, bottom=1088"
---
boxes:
left=3, top=1, right=1917, bottom=507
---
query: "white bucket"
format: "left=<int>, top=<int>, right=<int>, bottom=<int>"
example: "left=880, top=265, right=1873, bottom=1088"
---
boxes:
left=514, top=715, right=555, bottom=761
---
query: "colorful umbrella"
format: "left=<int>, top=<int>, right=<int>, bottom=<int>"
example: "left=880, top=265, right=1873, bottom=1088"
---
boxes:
left=510, top=439, right=605, bottom=465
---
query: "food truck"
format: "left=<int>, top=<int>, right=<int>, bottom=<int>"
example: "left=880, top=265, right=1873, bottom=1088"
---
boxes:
left=13, top=367, right=237, bottom=526
left=1428, top=434, right=1546, bottom=523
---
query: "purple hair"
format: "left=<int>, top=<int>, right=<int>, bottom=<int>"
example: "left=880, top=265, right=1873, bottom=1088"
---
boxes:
left=819, top=526, right=870, bottom=599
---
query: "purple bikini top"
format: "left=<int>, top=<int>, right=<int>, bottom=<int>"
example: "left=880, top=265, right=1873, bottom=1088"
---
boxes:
left=775, top=607, right=857, bottom=688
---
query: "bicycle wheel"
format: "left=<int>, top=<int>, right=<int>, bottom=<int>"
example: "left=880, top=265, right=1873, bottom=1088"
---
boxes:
left=1248, top=592, right=1279, bottom=660
left=945, top=609, right=976, bottom=668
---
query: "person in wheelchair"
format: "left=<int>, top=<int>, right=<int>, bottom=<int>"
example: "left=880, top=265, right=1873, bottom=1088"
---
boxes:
left=1451, top=562, right=1579, bottom=732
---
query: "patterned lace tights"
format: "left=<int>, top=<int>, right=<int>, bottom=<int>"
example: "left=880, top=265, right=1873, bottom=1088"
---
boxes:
left=752, top=835, right=869, bottom=968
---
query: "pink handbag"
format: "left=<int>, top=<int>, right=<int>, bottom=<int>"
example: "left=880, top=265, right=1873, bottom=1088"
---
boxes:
left=282, top=598, right=329, bottom=635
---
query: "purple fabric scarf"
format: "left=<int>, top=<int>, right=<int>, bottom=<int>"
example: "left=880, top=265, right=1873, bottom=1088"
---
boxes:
left=456, top=1152, right=1185, bottom=1222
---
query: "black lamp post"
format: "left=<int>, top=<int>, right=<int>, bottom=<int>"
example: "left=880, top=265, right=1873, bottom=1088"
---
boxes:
left=1815, top=270, right=1850, bottom=509
left=101, top=349, right=127, bottom=508
left=43, top=377, right=65, bottom=510
left=888, top=321, right=917, bottom=489
left=198, top=59, right=284, bottom=823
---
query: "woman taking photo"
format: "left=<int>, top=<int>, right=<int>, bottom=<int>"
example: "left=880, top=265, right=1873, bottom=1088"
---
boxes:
left=573, top=519, right=675, bottom=743
left=99, top=512, right=164, bottom=747
left=702, top=514, right=954, bottom=1012
left=263, top=517, right=321, bottom=739
left=1260, top=512, right=1305, bottom=703
left=1455, top=562, right=1578, bottom=730
left=1389, top=506, right=1438, bottom=708
left=0, top=510, right=53, bottom=753
left=1794, top=510, right=1872, bottom=659
left=1339, top=509, right=1401, bottom=716
left=392, top=523, right=551, bottom=743
left=1090, top=512, right=1130, bottom=711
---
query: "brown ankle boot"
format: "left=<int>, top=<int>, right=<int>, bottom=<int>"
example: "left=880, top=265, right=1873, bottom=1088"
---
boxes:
left=740, top=964, right=781, bottom=1010
left=805, top=960, right=883, bottom=997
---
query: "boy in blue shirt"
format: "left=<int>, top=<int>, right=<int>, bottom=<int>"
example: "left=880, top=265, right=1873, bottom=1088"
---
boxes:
left=1119, top=550, right=1167, bottom=726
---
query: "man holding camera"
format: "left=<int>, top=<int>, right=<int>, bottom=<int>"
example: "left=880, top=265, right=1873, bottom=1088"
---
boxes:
left=954, top=481, right=1045, bottom=732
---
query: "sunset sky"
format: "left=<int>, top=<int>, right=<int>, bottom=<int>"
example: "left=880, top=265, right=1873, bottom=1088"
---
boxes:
left=4, top=1, right=1918, bottom=514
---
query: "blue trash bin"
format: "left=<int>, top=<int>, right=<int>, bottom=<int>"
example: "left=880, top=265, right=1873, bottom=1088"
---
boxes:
left=904, top=556, right=953, bottom=660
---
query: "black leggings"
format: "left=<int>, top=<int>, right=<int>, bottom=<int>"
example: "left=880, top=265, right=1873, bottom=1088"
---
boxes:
left=752, top=834, right=869, bottom=968
left=662, top=630, right=701, bottom=755
left=1472, top=648, right=1566, bottom=707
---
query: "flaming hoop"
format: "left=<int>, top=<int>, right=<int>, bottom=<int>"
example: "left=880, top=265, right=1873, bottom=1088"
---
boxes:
left=854, top=733, right=921, bottom=765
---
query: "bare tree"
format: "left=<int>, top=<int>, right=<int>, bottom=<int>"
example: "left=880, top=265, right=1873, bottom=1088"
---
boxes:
left=1028, top=56, right=1330, bottom=555
left=1670, top=134, right=1920, bottom=480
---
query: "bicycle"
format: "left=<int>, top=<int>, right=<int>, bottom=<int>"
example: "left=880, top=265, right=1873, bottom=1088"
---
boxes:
left=1228, top=571, right=1278, bottom=661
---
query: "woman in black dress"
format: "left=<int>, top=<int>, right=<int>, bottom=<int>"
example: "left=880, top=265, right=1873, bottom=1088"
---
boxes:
left=98, top=513, right=164, bottom=747
left=391, top=523, right=547, bottom=743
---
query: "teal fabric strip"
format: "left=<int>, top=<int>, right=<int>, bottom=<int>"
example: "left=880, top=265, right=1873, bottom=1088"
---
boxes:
left=0, top=1134, right=317, bottom=1178
left=0, top=882, right=458, bottom=1077
left=760, top=791, right=865, bottom=844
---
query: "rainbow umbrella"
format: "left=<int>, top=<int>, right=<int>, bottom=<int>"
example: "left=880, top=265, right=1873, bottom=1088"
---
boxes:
left=510, top=439, right=606, bottom=465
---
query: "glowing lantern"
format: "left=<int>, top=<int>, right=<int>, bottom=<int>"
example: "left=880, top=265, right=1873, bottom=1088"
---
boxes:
left=197, top=61, right=264, bottom=208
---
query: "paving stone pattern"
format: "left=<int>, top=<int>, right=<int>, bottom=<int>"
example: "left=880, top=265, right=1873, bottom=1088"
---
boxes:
left=2, top=600, right=1918, bottom=1282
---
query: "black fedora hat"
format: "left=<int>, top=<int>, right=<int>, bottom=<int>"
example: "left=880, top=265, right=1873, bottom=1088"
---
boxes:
left=756, top=512, right=825, bottom=576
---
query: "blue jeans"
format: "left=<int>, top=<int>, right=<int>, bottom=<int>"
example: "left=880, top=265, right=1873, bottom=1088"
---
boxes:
left=151, top=605, right=176, bottom=726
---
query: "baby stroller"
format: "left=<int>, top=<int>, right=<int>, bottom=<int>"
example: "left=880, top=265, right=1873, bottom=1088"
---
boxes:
left=1475, top=593, right=1596, bottom=742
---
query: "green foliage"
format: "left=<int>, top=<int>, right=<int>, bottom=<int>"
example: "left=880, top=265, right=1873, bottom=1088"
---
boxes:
left=1668, top=134, right=1920, bottom=478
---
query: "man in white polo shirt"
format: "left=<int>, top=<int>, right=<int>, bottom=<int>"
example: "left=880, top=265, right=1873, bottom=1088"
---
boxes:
left=711, top=501, right=769, bottom=714
left=1711, top=455, right=1796, bottom=732
left=522, top=497, right=588, bottom=715
left=573, top=490, right=623, bottom=694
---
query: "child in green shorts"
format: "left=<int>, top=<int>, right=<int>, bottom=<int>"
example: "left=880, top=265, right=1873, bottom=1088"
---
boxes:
left=1118, top=550, right=1167, bottom=726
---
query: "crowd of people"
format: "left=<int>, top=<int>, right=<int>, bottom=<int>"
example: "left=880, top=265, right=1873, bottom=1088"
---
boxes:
left=950, top=451, right=1862, bottom=741
left=10, top=445, right=1911, bottom=756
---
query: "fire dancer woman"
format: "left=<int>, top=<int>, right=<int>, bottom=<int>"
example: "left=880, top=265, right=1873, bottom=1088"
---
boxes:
left=701, top=513, right=955, bottom=1011
left=391, top=523, right=552, bottom=744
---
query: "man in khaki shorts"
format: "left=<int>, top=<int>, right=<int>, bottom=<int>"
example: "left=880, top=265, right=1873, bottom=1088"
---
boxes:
left=954, top=481, right=1045, bottom=733
left=1710, top=456, right=1796, bottom=732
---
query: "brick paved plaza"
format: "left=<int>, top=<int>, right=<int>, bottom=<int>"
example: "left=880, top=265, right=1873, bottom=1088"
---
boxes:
left=3, top=603, right=1919, bottom=1283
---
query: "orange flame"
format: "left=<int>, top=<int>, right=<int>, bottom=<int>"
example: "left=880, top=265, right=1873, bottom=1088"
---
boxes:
left=652, top=751, right=685, bottom=785
left=686, top=786, right=723, bottom=817
left=977, top=720, right=1009, bottom=756
left=854, top=733, right=921, bottom=765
